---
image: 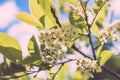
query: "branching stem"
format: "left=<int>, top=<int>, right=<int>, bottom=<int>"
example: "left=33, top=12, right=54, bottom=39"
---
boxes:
left=79, top=0, right=96, bottom=60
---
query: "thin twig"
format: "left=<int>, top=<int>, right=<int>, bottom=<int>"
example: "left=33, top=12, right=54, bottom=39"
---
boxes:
left=88, top=25, right=97, bottom=60
left=79, top=0, right=96, bottom=60
left=72, top=44, right=92, bottom=59
left=57, top=59, right=77, bottom=65
left=79, top=0, right=86, bottom=14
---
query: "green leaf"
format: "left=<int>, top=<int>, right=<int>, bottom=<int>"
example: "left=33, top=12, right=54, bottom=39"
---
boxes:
left=16, top=12, right=43, bottom=30
left=69, top=11, right=87, bottom=34
left=92, top=4, right=100, bottom=14
left=29, top=0, right=58, bottom=28
left=91, top=23, right=99, bottom=37
left=55, top=64, right=69, bottom=80
left=28, top=35, right=40, bottom=56
left=69, top=11, right=86, bottom=28
left=92, top=0, right=104, bottom=14
left=20, top=55, right=41, bottom=65
left=98, top=50, right=114, bottom=66
left=93, top=2, right=110, bottom=28
left=97, top=46, right=103, bottom=56
left=0, top=33, right=22, bottom=61
left=73, top=71, right=84, bottom=80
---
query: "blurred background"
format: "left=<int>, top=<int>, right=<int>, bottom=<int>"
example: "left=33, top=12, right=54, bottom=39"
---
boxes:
left=0, top=0, right=120, bottom=80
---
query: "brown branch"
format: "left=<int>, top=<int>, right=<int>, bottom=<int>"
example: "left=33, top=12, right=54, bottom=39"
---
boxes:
left=88, top=25, right=97, bottom=60
left=79, top=0, right=85, bottom=13
left=72, top=44, right=92, bottom=59
left=79, top=0, right=96, bottom=60
left=58, top=59, right=77, bottom=65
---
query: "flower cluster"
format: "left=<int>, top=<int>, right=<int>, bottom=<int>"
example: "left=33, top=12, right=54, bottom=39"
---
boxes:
left=99, top=21, right=120, bottom=44
left=38, top=27, right=78, bottom=65
left=76, top=58, right=102, bottom=78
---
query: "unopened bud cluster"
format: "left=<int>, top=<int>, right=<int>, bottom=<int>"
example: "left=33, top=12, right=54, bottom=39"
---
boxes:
left=99, top=21, right=120, bottom=44
left=76, top=58, right=102, bottom=78
left=38, top=27, right=78, bottom=65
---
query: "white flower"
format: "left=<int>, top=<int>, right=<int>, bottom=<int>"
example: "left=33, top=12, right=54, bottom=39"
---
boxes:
left=76, top=58, right=101, bottom=78
left=38, top=27, right=78, bottom=65
left=99, top=21, right=120, bottom=44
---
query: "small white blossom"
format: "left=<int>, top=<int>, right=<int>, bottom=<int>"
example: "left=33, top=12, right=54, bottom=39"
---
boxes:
left=76, top=58, right=102, bottom=78
left=38, top=27, right=78, bottom=65
left=99, top=21, right=120, bottom=44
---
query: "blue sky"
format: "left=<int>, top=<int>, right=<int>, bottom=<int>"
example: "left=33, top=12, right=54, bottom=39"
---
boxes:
left=0, top=0, right=29, bottom=13
left=0, top=0, right=30, bottom=32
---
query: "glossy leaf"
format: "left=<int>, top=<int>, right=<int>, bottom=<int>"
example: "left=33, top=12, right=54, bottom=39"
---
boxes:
left=0, top=33, right=22, bottom=61
left=29, top=0, right=58, bottom=28
left=28, top=35, right=40, bottom=56
left=99, top=50, right=114, bottom=66
left=16, top=12, right=43, bottom=30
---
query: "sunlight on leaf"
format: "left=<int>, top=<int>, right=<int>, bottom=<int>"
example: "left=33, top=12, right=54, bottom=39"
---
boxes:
left=0, top=33, right=22, bottom=61
left=73, top=71, right=84, bottom=80
left=93, top=3, right=110, bottom=28
left=55, top=64, right=69, bottom=80
left=29, top=0, right=58, bottom=28
left=28, top=35, right=40, bottom=56
left=99, top=50, right=114, bottom=66
left=16, top=12, right=43, bottom=30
